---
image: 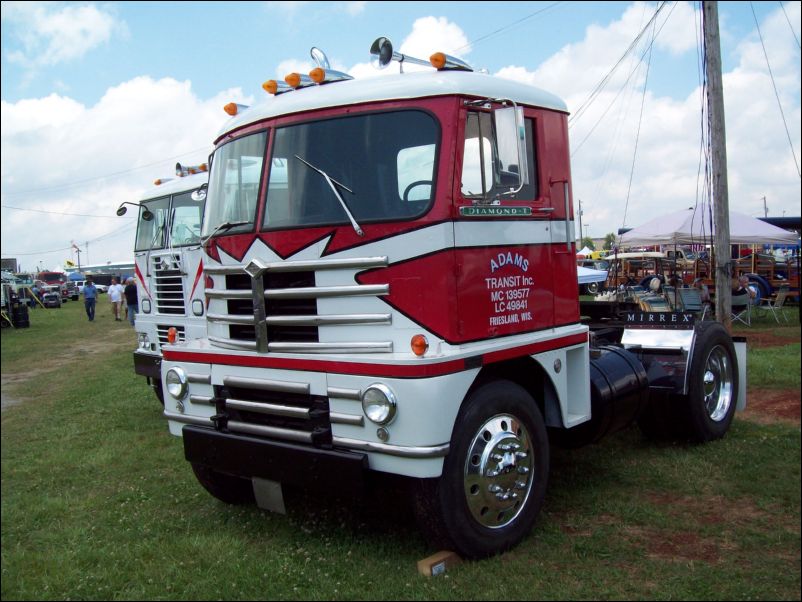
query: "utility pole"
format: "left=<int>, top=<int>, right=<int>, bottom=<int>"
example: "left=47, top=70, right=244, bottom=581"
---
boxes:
left=705, top=1, right=732, bottom=330
left=762, top=196, right=768, bottom=218
left=577, top=199, right=584, bottom=246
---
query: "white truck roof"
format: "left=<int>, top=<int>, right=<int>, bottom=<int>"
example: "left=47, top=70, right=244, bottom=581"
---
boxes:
left=134, top=170, right=208, bottom=203
left=219, top=70, right=568, bottom=139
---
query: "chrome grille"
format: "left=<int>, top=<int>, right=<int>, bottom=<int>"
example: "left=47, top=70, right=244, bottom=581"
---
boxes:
left=205, top=256, right=393, bottom=353
left=152, top=254, right=186, bottom=315
left=218, top=376, right=331, bottom=445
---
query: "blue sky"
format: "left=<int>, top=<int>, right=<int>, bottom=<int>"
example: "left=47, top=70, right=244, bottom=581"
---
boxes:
left=2, top=1, right=800, bottom=270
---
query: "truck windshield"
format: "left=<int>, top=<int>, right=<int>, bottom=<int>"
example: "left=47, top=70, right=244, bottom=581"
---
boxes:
left=170, top=191, right=205, bottom=246
left=203, top=132, right=266, bottom=237
left=263, top=110, right=438, bottom=230
left=135, top=197, right=169, bottom=252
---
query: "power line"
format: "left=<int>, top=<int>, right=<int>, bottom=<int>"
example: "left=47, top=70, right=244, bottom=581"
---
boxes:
left=569, top=1, right=669, bottom=128
left=750, top=2, right=801, bottom=178
left=621, top=7, right=659, bottom=234
left=778, top=0, right=801, bottom=50
left=2, top=146, right=210, bottom=197
left=1, top=204, right=134, bottom=219
left=453, top=1, right=565, bottom=53
left=1, top=221, right=136, bottom=256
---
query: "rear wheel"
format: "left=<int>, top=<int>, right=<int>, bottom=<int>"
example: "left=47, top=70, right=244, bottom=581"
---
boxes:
left=678, top=321, right=737, bottom=442
left=414, top=380, right=549, bottom=559
left=191, top=463, right=255, bottom=505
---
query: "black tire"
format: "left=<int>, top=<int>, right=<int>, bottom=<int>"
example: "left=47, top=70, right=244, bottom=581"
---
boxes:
left=676, top=321, right=738, bottom=442
left=191, top=463, right=255, bottom=505
left=153, top=379, right=165, bottom=406
left=413, top=380, right=549, bottom=559
left=586, top=281, right=600, bottom=295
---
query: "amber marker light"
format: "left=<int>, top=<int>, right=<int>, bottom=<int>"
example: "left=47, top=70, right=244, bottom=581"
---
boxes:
left=285, top=73, right=302, bottom=88
left=223, top=102, right=239, bottom=116
left=262, top=80, right=279, bottom=94
left=411, top=334, right=429, bottom=357
left=429, top=52, right=446, bottom=69
left=309, top=67, right=326, bottom=83
left=167, top=327, right=178, bottom=344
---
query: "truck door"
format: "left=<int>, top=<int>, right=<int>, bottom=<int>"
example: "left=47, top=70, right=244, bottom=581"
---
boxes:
left=453, top=108, right=556, bottom=342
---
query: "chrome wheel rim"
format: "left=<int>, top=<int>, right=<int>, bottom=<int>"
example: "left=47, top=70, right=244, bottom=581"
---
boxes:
left=463, top=414, right=533, bottom=529
left=703, top=345, right=734, bottom=422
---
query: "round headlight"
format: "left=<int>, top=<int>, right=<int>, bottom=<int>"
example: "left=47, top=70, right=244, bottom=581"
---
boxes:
left=361, top=384, right=397, bottom=425
left=165, top=367, right=188, bottom=400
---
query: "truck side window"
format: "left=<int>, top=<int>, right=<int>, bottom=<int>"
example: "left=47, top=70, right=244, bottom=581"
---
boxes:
left=397, top=144, right=435, bottom=202
left=461, top=112, right=537, bottom=201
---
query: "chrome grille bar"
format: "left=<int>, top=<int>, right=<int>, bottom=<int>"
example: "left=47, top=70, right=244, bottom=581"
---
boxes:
left=226, top=399, right=311, bottom=419
left=265, top=284, right=388, bottom=299
left=205, top=256, right=388, bottom=275
left=227, top=420, right=314, bottom=444
left=224, top=375, right=310, bottom=395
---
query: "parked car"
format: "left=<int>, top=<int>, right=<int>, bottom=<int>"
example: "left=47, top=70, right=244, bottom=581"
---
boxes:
left=95, top=284, right=108, bottom=294
left=42, top=291, right=62, bottom=308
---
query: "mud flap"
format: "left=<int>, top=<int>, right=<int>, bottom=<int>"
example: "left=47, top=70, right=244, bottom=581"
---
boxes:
left=732, top=336, right=747, bottom=411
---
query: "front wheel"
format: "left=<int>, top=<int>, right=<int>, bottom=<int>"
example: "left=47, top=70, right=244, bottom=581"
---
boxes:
left=414, top=380, right=549, bottom=559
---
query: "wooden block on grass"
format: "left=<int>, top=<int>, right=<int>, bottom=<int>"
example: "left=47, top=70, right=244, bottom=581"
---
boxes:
left=417, top=550, right=461, bottom=576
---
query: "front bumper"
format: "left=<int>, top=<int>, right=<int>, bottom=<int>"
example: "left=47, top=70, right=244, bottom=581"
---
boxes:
left=134, top=350, right=161, bottom=379
left=183, top=425, right=368, bottom=493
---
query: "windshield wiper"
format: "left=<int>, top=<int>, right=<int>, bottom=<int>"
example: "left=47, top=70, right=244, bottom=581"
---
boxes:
left=294, top=154, right=364, bottom=237
left=199, top=220, right=251, bottom=248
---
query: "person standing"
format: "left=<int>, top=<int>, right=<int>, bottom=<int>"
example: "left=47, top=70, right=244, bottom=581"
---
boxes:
left=108, top=277, right=124, bottom=321
left=124, top=277, right=138, bottom=327
left=83, top=278, right=98, bottom=321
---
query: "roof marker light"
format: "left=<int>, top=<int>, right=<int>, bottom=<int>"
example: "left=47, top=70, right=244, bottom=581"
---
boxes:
left=429, top=52, right=474, bottom=72
left=224, top=102, right=248, bottom=116
left=153, top=178, right=173, bottom=186
left=263, top=79, right=292, bottom=95
left=285, top=72, right=314, bottom=89
left=308, top=67, right=354, bottom=85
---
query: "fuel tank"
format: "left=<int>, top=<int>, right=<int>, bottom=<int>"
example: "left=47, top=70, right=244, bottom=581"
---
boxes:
left=551, top=345, right=649, bottom=448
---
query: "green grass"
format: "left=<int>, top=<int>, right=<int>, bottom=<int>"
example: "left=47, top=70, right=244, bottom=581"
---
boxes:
left=2, top=301, right=800, bottom=600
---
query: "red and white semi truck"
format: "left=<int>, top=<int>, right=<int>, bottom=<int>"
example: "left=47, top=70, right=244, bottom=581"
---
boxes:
left=159, top=41, right=746, bottom=558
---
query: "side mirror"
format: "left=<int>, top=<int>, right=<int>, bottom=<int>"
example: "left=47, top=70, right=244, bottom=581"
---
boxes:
left=493, top=106, right=529, bottom=194
left=116, top=202, right=153, bottom=220
left=191, top=183, right=208, bottom=202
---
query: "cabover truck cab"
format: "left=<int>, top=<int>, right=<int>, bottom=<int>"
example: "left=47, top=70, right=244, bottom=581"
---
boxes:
left=121, top=165, right=208, bottom=404
left=160, top=42, right=745, bottom=559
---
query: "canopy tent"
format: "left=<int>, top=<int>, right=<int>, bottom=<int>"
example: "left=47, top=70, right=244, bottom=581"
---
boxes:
left=577, top=246, right=593, bottom=257
left=68, top=272, right=85, bottom=281
left=577, top=266, right=607, bottom=284
left=618, top=207, right=799, bottom=246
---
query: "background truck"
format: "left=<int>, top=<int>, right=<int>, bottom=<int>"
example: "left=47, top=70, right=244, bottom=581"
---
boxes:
left=37, top=271, right=77, bottom=301
left=119, top=164, right=208, bottom=404
left=158, top=40, right=746, bottom=559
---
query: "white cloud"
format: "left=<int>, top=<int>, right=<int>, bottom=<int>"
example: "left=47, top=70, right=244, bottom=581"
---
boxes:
left=2, top=2, right=127, bottom=69
left=343, top=1, right=367, bottom=16
left=399, top=16, right=471, bottom=59
left=494, top=2, right=800, bottom=237
left=1, top=77, right=250, bottom=267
